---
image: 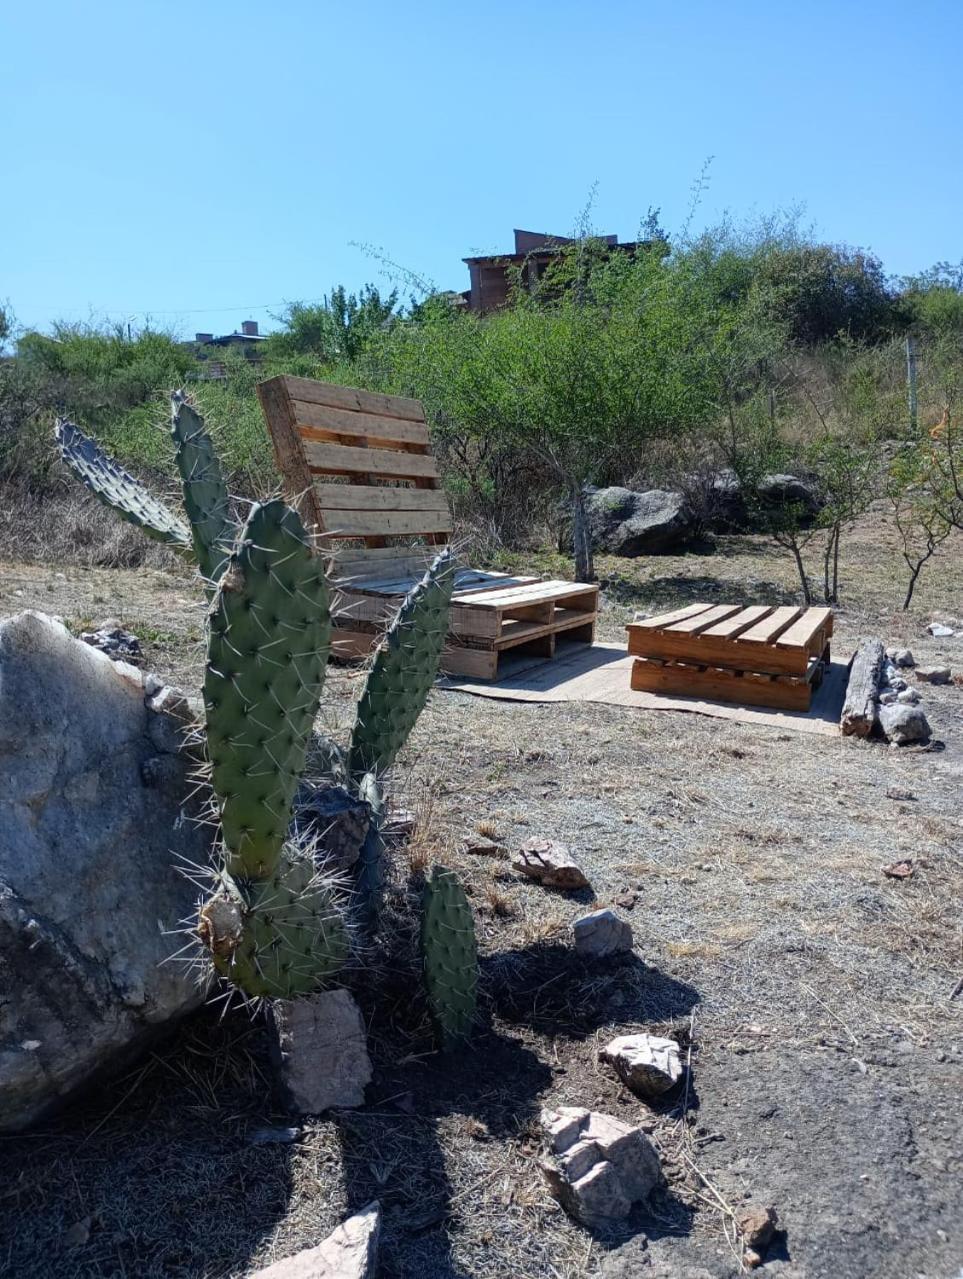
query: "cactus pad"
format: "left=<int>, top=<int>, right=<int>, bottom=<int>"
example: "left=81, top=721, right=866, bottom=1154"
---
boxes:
left=198, top=852, right=349, bottom=998
left=55, top=417, right=190, bottom=549
left=348, top=547, right=455, bottom=781
left=204, top=499, right=331, bottom=878
left=170, top=392, right=233, bottom=586
left=421, top=865, right=478, bottom=1046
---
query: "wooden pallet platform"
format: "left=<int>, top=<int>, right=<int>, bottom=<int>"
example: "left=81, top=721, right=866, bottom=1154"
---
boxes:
left=630, top=653, right=826, bottom=711
left=626, top=603, right=833, bottom=677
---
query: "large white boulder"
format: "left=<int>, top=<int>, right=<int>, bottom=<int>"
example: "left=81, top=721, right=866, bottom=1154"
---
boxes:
left=0, top=611, right=211, bottom=1132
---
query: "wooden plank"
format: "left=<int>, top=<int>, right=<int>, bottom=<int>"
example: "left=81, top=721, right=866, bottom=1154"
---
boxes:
left=304, top=438, right=439, bottom=481
left=630, top=603, right=716, bottom=630
left=736, top=606, right=803, bottom=646
left=317, top=509, right=453, bottom=539
left=701, top=605, right=774, bottom=639
left=275, top=375, right=426, bottom=423
left=330, top=627, right=380, bottom=660
left=664, top=604, right=745, bottom=635
left=441, top=645, right=499, bottom=679
left=312, top=481, right=449, bottom=513
left=256, top=377, right=326, bottom=535
left=626, top=622, right=813, bottom=675
left=493, top=608, right=604, bottom=651
left=630, top=657, right=812, bottom=712
left=840, top=637, right=885, bottom=737
left=294, top=400, right=430, bottom=446
left=774, top=606, right=832, bottom=652
left=453, top=581, right=599, bottom=610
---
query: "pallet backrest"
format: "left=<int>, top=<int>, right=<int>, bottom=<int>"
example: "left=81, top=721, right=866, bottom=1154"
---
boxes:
left=256, top=374, right=451, bottom=583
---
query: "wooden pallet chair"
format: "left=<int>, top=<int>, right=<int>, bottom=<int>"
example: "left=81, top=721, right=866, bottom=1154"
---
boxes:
left=256, top=375, right=600, bottom=678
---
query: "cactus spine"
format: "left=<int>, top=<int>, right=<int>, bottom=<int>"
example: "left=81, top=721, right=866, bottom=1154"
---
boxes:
left=170, top=392, right=233, bottom=588
left=55, top=417, right=191, bottom=550
left=421, top=865, right=478, bottom=1046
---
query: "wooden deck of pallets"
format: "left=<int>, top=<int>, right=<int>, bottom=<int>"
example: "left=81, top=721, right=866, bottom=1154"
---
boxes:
left=626, top=603, right=833, bottom=711
left=256, top=375, right=600, bottom=678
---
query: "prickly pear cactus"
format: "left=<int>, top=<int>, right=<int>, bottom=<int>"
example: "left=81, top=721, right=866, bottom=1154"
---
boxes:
left=198, top=851, right=349, bottom=998
left=170, top=392, right=233, bottom=586
left=354, top=770, right=386, bottom=929
left=55, top=418, right=190, bottom=549
left=421, top=865, right=478, bottom=1046
left=348, top=547, right=455, bottom=782
left=204, top=499, right=331, bottom=879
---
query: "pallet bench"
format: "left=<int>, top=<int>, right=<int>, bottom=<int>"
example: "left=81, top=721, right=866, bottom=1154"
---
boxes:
left=256, top=375, right=600, bottom=678
left=626, top=603, right=833, bottom=711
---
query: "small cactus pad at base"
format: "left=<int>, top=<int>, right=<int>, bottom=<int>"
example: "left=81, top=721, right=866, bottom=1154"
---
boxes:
left=54, top=418, right=190, bottom=549
left=348, top=547, right=456, bottom=782
left=204, top=499, right=331, bottom=879
left=198, top=853, right=349, bottom=998
left=170, top=392, right=233, bottom=586
left=421, top=865, right=478, bottom=1046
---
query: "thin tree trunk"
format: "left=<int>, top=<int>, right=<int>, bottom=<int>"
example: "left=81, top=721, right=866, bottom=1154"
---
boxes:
left=571, top=482, right=595, bottom=582
left=789, top=539, right=812, bottom=605
left=902, top=562, right=922, bottom=610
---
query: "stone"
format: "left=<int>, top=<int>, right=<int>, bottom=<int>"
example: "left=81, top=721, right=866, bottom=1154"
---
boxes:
left=879, top=690, right=897, bottom=705
left=756, top=472, right=821, bottom=515
left=462, top=835, right=507, bottom=857
left=877, top=702, right=931, bottom=745
left=293, top=782, right=370, bottom=872
left=601, top=1033, right=684, bottom=1097
left=927, top=622, right=954, bottom=638
left=512, top=838, right=589, bottom=889
left=915, top=665, right=952, bottom=684
left=539, top=1106, right=662, bottom=1228
left=268, top=989, right=372, bottom=1115
left=736, top=1204, right=778, bottom=1251
left=80, top=623, right=143, bottom=665
left=0, top=611, right=211, bottom=1133
left=573, top=909, right=634, bottom=957
left=896, top=687, right=920, bottom=704
left=893, top=649, right=915, bottom=668
left=885, top=786, right=917, bottom=801
left=584, top=487, right=695, bottom=556
left=248, top=1201, right=381, bottom=1279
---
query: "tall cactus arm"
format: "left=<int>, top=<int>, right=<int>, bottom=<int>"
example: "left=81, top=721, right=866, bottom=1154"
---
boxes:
left=204, top=499, right=331, bottom=879
left=170, top=392, right=234, bottom=587
left=348, top=546, right=456, bottom=782
left=54, top=417, right=190, bottom=549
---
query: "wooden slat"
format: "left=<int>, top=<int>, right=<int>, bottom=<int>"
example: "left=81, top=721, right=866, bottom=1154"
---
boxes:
left=276, top=375, right=426, bottom=423
left=294, top=400, right=430, bottom=446
left=317, top=509, right=453, bottom=539
left=453, top=581, right=599, bottom=609
left=304, top=438, right=439, bottom=481
left=666, top=604, right=745, bottom=635
left=312, top=482, right=449, bottom=512
left=441, top=646, right=499, bottom=680
left=630, top=603, right=716, bottom=630
left=773, top=606, right=832, bottom=651
left=256, top=377, right=325, bottom=534
left=701, top=605, right=774, bottom=639
left=737, top=606, right=803, bottom=646
left=630, top=658, right=812, bottom=712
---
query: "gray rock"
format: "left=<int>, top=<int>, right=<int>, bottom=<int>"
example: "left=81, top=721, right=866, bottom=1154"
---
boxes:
left=877, top=702, right=931, bottom=745
left=585, top=487, right=695, bottom=556
left=462, top=834, right=507, bottom=857
left=915, top=665, right=952, bottom=684
left=893, top=649, right=915, bottom=668
left=757, top=472, right=821, bottom=513
left=879, top=690, right=897, bottom=705
left=80, top=624, right=143, bottom=666
left=897, top=688, right=920, bottom=705
left=0, top=612, right=211, bottom=1133
left=601, top=1033, right=684, bottom=1097
left=293, top=782, right=370, bottom=872
left=512, top=839, right=590, bottom=889
left=539, top=1106, right=663, bottom=1228
left=268, top=989, right=372, bottom=1116
left=573, top=909, right=634, bottom=957
left=248, top=1201, right=381, bottom=1279
left=927, top=623, right=954, bottom=638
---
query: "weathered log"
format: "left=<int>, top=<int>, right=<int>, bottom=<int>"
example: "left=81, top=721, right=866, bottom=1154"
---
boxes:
left=840, top=637, right=885, bottom=736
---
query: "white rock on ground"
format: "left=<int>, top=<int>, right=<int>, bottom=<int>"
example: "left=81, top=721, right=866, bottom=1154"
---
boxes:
left=573, top=908, right=634, bottom=957
left=601, top=1034, right=684, bottom=1097
left=877, top=702, right=932, bottom=745
left=512, top=838, right=590, bottom=889
left=915, top=665, right=952, bottom=684
left=897, top=687, right=921, bottom=704
left=539, top=1106, right=663, bottom=1227
left=0, top=611, right=211, bottom=1133
left=927, top=623, right=954, bottom=638
left=268, top=989, right=373, bottom=1115
left=247, top=1201, right=381, bottom=1278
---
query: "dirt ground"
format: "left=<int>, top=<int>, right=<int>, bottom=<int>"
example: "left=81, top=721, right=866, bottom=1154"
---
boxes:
left=1, top=507, right=961, bottom=1279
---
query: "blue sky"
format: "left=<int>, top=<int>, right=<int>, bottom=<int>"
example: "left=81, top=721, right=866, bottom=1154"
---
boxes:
left=4, top=0, right=962, bottom=338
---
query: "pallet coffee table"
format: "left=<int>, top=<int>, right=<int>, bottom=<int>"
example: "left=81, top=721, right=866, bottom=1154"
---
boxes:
left=626, top=603, right=833, bottom=711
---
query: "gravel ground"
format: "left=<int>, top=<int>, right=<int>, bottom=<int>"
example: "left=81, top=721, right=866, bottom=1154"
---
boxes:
left=0, top=507, right=961, bottom=1279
